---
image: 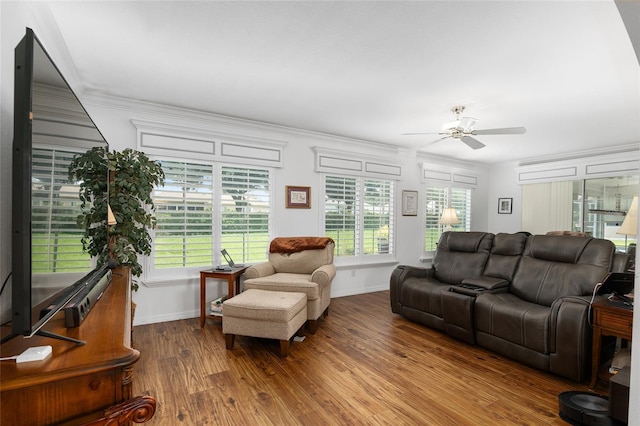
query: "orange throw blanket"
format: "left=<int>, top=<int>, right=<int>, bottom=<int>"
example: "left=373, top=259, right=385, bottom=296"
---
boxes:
left=269, top=237, right=334, bottom=253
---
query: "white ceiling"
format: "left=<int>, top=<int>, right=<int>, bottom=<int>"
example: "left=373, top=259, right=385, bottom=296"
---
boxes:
left=38, top=0, right=640, bottom=165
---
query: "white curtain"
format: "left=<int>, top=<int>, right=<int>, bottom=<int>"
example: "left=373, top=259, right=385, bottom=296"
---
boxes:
left=522, top=181, right=573, bottom=234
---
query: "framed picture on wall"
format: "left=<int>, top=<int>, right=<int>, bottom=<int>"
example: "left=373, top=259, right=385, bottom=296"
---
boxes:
left=286, top=185, right=311, bottom=208
left=402, top=190, right=419, bottom=216
left=498, top=197, right=513, bottom=214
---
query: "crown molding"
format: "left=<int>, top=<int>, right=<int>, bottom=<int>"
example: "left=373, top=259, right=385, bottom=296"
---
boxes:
left=81, top=92, right=402, bottom=156
left=518, top=143, right=639, bottom=167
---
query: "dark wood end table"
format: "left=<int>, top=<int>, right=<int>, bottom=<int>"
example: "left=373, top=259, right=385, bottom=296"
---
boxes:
left=199, top=266, right=249, bottom=327
left=589, top=299, right=633, bottom=389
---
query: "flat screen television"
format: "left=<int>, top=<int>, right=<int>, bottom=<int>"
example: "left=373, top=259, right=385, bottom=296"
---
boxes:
left=1, top=28, right=111, bottom=344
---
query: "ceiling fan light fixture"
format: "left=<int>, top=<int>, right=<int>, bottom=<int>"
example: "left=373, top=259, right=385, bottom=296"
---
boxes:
left=442, top=119, right=461, bottom=132
left=459, top=117, right=477, bottom=132
left=442, top=117, right=477, bottom=134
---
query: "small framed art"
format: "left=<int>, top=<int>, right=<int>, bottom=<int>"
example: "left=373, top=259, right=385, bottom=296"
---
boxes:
left=402, top=190, right=419, bottom=216
left=286, top=186, right=311, bottom=208
left=498, top=197, right=513, bottom=214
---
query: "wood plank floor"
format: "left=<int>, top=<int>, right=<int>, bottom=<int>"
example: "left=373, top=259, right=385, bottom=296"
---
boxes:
left=133, top=290, right=603, bottom=425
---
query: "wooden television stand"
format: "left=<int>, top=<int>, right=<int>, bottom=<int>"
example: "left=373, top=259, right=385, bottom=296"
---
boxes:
left=1, top=268, right=155, bottom=425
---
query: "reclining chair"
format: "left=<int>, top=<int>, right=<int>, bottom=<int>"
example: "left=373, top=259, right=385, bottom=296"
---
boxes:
left=243, top=237, right=336, bottom=333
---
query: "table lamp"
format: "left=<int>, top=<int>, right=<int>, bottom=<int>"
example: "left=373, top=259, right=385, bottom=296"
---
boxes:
left=617, top=196, right=637, bottom=251
left=439, top=207, right=460, bottom=231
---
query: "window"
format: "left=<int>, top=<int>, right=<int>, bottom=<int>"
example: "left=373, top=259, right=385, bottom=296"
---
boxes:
left=424, top=184, right=471, bottom=252
left=324, top=175, right=394, bottom=257
left=574, top=175, right=637, bottom=251
left=32, top=148, right=90, bottom=272
left=153, top=161, right=214, bottom=269
left=220, top=166, right=271, bottom=262
left=522, top=175, right=638, bottom=251
left=151, top=160, right=271, bottom=275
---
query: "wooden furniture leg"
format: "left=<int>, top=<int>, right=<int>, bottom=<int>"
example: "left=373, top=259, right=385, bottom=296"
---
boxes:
left=307, top=320, right=318, bottom=334
left=225, top=334, right=235, bottom=350
left=200, top=273, right=207, bottom=328
left=279, top=339, right=291, bottom=357
left=590, top=326, right=602, bottom=389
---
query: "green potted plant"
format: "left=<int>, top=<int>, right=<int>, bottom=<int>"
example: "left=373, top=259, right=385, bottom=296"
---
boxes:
left=69, top=147, right=164, bottom=291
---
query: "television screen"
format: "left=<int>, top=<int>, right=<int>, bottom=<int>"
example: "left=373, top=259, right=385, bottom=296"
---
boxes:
left=1, top=28, right=110, bottom=344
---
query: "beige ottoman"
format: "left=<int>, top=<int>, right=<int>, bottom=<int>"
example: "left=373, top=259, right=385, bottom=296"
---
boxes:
left=222, top=289, right=307, bottom=356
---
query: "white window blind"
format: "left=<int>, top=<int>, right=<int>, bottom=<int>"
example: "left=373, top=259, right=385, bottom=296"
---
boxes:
left=325, top=176, right=359, bottom=256
left=425, top=186, right=448, bottom=251
left=325, top=175, right=394, bottom=257
left=452, top=187, right=472, bottom=232
left=153, top=161, right=214, bottom=268
left=424, top=185, right=471, bottom=252
left=363, top=179, right=394, bottom=255
left=32, top=148, right=89, bottom=272
left=220, top=166, right=270, bottom=263
left=151, top=161, right=272, bottom=273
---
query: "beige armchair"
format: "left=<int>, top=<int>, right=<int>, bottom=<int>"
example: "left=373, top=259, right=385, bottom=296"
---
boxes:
left=243, top=237, right=336, bottom=333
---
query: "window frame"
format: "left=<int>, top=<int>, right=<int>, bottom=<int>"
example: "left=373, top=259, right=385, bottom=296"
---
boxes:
left=322, top=173, right=395, bottom=264
left=143, top=158, right=273, bottom=285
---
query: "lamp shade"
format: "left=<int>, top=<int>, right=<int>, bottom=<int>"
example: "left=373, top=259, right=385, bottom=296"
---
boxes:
left=439, top=208, right=460, bottom=226
left=107, top=205, right=117, bottom=226
left=617, top=196, right=638, bottom=236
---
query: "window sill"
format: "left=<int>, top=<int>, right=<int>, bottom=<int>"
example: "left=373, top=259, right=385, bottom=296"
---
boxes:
left=334, top=258, right=399, bottom=270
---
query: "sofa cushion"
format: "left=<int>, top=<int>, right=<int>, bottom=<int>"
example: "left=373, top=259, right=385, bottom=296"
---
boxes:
left=491, top=232, right=528, bottom=256
left=511, top=236, right=614, bottom=306
left=244, top=273, right=320, bottom=300
left=433, top=232, right=494, bottom=285
left=527, top=234, right=590, bottom=263
left=447, top=232, right=491, bottom=252
left=398, top=276, right=452, bottom=319
left=483, top=232, right=528, bottom=281
left=475, top=292, right=550, bottom=354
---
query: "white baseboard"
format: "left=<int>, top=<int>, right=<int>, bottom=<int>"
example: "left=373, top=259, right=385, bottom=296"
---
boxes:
left=133, top=309, right=199, bottom=326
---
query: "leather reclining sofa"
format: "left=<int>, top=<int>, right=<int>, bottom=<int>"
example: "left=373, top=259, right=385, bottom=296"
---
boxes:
left=390, top=231, right=626, bottom=382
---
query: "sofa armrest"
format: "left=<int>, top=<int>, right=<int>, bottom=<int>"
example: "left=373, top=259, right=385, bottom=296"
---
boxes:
left=391, top=265, right=433, bottom=282
left=548, top=295, right=595, bottom=382
left=390, top=265, right=433, bottom=313
left=245, top=262, right=276, bottom=279
left=311, top=264, right=336, bottom=288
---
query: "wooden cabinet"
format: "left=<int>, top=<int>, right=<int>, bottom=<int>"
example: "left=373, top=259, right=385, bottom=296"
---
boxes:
left=589, top=300, right=633, bottom=390
left=0, top=268, right=154, bottom=425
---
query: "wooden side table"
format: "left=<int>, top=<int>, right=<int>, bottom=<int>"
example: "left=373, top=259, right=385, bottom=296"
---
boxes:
left=199, top=267, right=249, bottom=327
left=589, top=299, right=633, bottom=389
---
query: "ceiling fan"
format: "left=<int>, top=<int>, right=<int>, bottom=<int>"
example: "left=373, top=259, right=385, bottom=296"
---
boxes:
left=404, top=105, right=526, bottom=150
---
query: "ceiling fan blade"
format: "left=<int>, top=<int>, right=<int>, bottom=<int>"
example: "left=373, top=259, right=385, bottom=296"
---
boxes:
left=402, top=132, right=441, bottom=136
left=472, top=127, right=526, bottom=135
left=460, top=136, right=486, bottom=150
left=419, top=136, right=451, bottom=149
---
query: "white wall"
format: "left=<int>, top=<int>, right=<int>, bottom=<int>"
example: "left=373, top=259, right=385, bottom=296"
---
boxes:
left=486, top=163, right=523, bottom=234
